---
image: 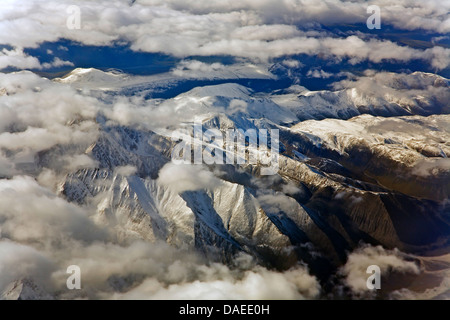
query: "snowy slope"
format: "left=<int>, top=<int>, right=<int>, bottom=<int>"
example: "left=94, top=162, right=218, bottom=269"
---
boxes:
left=1, top=279, right=53, bottom=300
left=3, top=67, right=444, bottom=299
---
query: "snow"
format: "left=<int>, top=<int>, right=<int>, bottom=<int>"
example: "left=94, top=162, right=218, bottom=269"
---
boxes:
left=38, top=67, right=450, bottom=293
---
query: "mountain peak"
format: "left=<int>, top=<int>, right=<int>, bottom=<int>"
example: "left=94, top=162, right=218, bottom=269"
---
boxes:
left=55, top=68, right=127, bottom=85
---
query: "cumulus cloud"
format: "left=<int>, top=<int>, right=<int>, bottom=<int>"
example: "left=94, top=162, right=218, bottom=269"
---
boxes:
left=0, top=152, right=16, bottom=177
left=0, top=71, right=100, bottom=177
left=0, top=176, right=106, bottom=246
left=307, top=68, right=332, bottom=79
left=373, top=0, right=450, bottom=34
left=104, top=96, right=188, bottom=131
left=0, top=48, right=41, bottom=70
left=339, top=244, right=420, bottom=296
left=412, top=158, right=450, bottom=177
left=139, top=0, right=450, bottom=34
left=0, top=49, right=73, bottom=70
left=172, top=60, right=226, bottom=77
left=116, top=265, right=320, bottom=299
left=257, top=191, right=300, bottom=215
left=47, top=241, right=319, bottom=300
left=0, top=241, right=54, bottom=294
left=158, top=163, right=222, bottom=193
left=41, top=57, right=74, bottom=69
left=228, top=99, right=248, bottom=114
left=282, top=59, right=302, bottom=68
left=104, top=84, right=254, bottom=131
left=422, top=46, right=450, bottom=71
left=1, top=0, right=449, bottom=68
left=281, top=181, right=303, bottom=195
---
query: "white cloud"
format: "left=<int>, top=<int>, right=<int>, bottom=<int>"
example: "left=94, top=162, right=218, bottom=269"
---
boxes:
left=282, top=59, right=302, bottom=68
left=114, top=165, right=138, bottom=177
left=172, top=60, right=226, bottom=77
left=307, top=68, right=332, bottom=78
left=0, top=49, right=72, bottom=71
left=0, top=71, right=100, bottom=175
left=0, top=48, right=41, bottom=70
left=117, top=266, right=320, bottom=299
left=0, top=240, right=54, bottom=294
left=412, top=158, right=450, bottom=177
left=158, top=163, right=222, bottom=193
left=339, top=244, right=420, bottom=296
left=228, top=99, right=248, bottom=114
left=423, top=46, right=450, bottom=71
left=0, top=176, right=106, bottom=246
left=42, top=57, right=74, bottom=69
left=257, top=192, right=300, bottom=215
left=61, top=154, right=99, bottom=171
left=0, top=0, right=449, bottom=68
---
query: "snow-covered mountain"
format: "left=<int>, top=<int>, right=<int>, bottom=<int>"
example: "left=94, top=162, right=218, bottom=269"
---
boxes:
left=54, top=68, right=450, bottom=265
left=1, top=279, right=53, bottom=300
left=3, top=0, right=450, bottom=302
left=272, top=72, right=450, bottom=120
left=1, top=67, right=449, bottom=299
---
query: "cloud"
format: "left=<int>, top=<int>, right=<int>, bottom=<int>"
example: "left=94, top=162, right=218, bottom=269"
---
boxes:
left=339, top=244, right=420, bottom=296
left=0, top=176, right=107, bottom=246
left=431, top=35, right=450, bottom=44
left=373, top=0, right=450, bottom=34
left=1, top=0, right=449, bottom=68
left=104, top=95, right=194, bottom=130
left=139, top=0, right=450, bottom=34
left=41, top=57, right=74, bottom=69
left=116, top=266, right=320, bottom=299
left=46, top=239, right=319, bottom=300
left=282, top=59, right=302, bottom=68
left=157, top=163, right=222, bottom=193
left=0, top=241, right=54, bottom=294
left=0, top=48, right=41, bottom=70
left=172, top=60, right=226, bottom=77
left=0, top=49, right=73, bottom=70
left=114, top=165, right=138, bottom=177
left=228, top=99, right=248, bottom=114
left=257, top=191, right=300, bottom=215
left=412, top=158, right=450, bottom=177
left=0, top=152, right=16, bottom=177
left=281, top=181, right=303, bottom=195
left=0, top=71, right=100, bottom=176
left=230, top=24, right=301, bottom=41
left=104, top=84, right=259, bottom=131
left=422, top=46, right=450, bottom=71
left=61, top=154, right=99, bottom=171
left=307, top=68, right=332, bottom=79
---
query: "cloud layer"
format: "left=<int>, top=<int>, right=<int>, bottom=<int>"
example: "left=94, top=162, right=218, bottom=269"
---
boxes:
left=1, top=0, right=449, bottom=69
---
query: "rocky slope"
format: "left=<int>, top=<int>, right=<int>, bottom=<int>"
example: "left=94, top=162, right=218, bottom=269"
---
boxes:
left=58, top=69, right=450, bottom=276
left=2, top=68, right=449, bottom=299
